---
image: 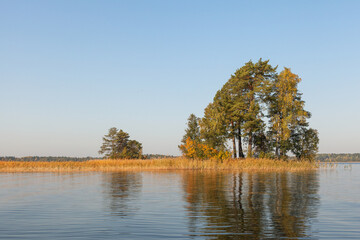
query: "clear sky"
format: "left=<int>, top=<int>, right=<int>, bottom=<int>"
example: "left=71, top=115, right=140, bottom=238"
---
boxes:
left=1, top=0, right=359, bottom=157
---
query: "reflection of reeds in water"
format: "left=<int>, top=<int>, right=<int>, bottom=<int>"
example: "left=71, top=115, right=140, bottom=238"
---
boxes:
left=319, top=161, right=352, bottom=170
left=320, top=161, right=338, bottom=169
left=0, top=158, right=317, bottom=172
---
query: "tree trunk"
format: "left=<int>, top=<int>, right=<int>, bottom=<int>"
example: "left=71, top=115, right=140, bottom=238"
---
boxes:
left=232, top=136, right=237, bottom=158
left=238, top=128, right=245, bottom=158
left=247, top=131, right=253, bottom=158
left=231, top=121, right=237, bottom=158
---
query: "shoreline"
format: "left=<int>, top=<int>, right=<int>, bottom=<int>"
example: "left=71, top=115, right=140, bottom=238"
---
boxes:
left=0, top=157, right=318, bottom=172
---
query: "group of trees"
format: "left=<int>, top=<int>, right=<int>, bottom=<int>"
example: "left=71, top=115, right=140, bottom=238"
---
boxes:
left=179, top=59, right=319, bottom=160
left=99, top=127, right=143, bottom=159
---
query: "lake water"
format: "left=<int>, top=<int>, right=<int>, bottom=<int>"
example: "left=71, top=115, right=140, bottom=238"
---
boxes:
left=0, top=164, right=359, bottom=239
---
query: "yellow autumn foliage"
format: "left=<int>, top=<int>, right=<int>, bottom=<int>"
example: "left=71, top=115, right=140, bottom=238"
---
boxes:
left=179, top=137, right=230, bottom=160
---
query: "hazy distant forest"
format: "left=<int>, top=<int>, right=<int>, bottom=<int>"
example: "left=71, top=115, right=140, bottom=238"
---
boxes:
left=316, top=153, right=360, bottom=162
left=0, top=154, right=175, bottom=162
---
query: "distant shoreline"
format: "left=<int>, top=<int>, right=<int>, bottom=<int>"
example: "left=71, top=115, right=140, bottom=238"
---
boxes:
left=0, top=154, right=177, bottom=162
left=316, top=153, right=360, bottom=162
left=321, top=161, right=360, bottom=163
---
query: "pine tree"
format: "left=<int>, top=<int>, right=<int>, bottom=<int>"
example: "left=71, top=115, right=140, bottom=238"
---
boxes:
left=231, top=59, right=277, bottom=157
left=181, top=114, right=201, bottom=144
left=99, top=128, right=142, bottom=159
left=213, top=75, right=247, bottom=158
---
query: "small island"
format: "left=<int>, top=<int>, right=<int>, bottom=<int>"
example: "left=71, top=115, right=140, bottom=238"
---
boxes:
left=1, top=59, right=320, bottom=172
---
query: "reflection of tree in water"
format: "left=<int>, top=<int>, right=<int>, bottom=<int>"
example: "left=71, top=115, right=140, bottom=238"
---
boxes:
left=102, top=172, right=142, bottom=216
left=182, top=171, right=319, bottom=239
left=268, top=172, right=319, bottom=239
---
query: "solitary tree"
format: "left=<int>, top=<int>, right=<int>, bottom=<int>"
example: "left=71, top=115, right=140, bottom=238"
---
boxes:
left=99, top=128, right=142, bottom=159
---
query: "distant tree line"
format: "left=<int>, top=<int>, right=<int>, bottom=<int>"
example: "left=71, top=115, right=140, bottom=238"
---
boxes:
left=316, top=153, right=360, bottom=162
left=143, top=154, right=177, bottom=159
left=0, top=156, right=96, bottom=162
left=179, top=59, right=319, bottom=161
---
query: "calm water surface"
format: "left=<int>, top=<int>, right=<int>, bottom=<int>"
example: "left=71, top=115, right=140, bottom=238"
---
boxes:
left=0, top=164, right=359, bottom=239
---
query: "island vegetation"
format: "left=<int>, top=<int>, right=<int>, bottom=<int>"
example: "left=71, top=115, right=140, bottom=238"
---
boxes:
left=179, top=59, right=319, bottom=161
left=0, top=59, right=327, bottom=171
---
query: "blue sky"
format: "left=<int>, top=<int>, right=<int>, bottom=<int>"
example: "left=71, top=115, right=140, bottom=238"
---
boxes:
left=1, top=0, right=359, bottom=157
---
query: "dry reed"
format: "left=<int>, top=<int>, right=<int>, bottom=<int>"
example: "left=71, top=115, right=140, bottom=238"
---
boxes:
left=0, top=157, right=318, bottom=172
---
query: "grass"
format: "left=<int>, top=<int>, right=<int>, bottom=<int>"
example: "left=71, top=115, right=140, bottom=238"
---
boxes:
left=0, top=157, right=318, bottom=172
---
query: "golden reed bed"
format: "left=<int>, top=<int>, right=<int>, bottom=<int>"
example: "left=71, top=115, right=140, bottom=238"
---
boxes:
left=0, top=157, right=318, bottom=172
